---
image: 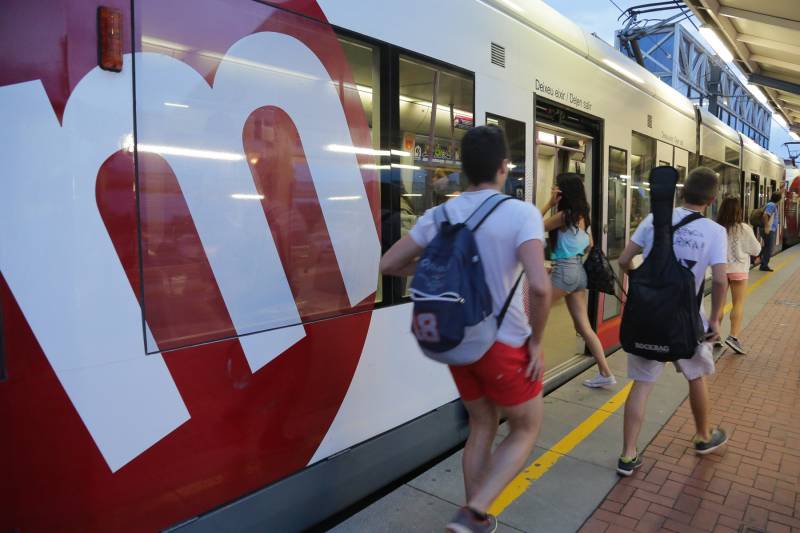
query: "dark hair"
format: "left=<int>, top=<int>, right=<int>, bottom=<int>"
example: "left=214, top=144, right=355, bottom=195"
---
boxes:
left=549, top=173, right=591, bottom=247
left=682, top=167, right=718, bottom=205
left=460, top=125, right=509, bottom=186
left=716, top=196, right=742, bottom=232
left=770, top=191, right=782, bottom=203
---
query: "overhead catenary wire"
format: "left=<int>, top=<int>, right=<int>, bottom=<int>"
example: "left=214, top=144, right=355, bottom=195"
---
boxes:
left=607, top=0, right=625, bottom=14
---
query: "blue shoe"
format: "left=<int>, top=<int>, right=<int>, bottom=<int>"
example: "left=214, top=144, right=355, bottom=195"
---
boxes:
left=694, top=428, right=728, bottom=455
left=616, top=453, right=642, bottom=476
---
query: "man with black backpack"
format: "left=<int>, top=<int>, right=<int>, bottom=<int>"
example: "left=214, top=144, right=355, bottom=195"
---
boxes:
left=616, top=167, right=729, bottom=477
left=380, top=125, right=551, bottom=532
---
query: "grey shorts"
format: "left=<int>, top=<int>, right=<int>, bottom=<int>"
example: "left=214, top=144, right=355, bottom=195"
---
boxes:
left=550, top=257, right=587, bottom=293
left=628, top=342, right=715, bottom=382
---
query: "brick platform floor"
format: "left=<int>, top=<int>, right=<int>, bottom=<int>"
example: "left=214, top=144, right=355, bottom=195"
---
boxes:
left=581, top=267, right=800, bottom=533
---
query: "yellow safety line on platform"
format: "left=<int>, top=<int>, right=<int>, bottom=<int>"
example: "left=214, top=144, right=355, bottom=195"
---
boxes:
left=490, top=251, right=798, bottom=517
left=488, top=382, right=633, bottom=516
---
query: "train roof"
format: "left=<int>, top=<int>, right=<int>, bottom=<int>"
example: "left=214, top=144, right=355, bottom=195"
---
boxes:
left=482, top=0, right=695, bottom=119
left=481, top=0, right=785, bottom=174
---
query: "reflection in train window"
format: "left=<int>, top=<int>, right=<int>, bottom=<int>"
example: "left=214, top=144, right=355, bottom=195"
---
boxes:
left=487, top=113, right=526, bottom=200
left=338, top=36, right=381, bottom=148
left=697, top=156, right=740, bottom=218
left=394, top=55, right=474, bottom=236
left=338, top=35, right=383, bottom=302
left=630, top=132, right=656, bottom=233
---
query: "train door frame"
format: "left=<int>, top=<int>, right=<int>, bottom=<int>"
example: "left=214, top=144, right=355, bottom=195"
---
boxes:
left=599, top=144, right=630, bottom=349
left=532, top=95, right=606, bottom=342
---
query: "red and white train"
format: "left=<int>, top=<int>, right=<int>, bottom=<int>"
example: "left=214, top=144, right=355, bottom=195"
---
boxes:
left=1, top=1, right=796, bottom=531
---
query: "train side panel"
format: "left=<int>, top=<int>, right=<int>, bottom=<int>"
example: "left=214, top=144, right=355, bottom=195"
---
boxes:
left=0, top=1, right=383, bottom=530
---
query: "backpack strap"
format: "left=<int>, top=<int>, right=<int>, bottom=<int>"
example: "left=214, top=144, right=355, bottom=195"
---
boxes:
left=465, top=193, right=513, bottom=231
left=497, top=271, right=524, bottom=327
left=671, top=211, right=704, bottom=234
left=433, top=203, right=451, bottom=229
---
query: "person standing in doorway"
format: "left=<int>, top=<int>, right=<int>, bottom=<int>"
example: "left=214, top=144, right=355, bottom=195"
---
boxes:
left=540, top=173, right=616, bottom=388
left=380, top=125, right=551, bottom=533
left=616, top=167, right=729, bottom=476
left=716, top=197, right=760, bottom=354
left=760, top=191, right=781, bottom=271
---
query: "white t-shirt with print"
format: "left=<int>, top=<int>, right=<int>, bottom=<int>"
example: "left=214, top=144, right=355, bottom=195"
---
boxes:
left=631, top=206, right=728, bottom=327
left=409, top=190, right=545, bottom=347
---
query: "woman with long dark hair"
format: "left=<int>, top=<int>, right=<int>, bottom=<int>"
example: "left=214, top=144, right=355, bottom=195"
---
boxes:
left=540, top=173, right=615, bottom=387
left=716, top=197, right=760, bottom=354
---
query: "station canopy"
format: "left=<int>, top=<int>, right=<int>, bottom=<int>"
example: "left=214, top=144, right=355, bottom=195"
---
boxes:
left=682, top=0, right=800, bottom=134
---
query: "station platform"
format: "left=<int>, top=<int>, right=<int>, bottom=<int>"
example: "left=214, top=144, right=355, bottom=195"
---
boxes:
left=327, top=245, right=800, bottom=533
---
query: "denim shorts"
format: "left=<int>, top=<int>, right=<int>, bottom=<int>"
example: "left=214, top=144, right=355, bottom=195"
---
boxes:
left=550, top=256, right=587, bottom=293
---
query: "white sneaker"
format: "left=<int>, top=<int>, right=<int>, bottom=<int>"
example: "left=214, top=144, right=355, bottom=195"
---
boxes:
left=583, top=373, right=617, bottom=388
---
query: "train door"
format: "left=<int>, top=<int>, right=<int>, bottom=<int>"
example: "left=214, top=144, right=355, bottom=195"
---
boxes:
left=533, top=98, right=603, bottom=378
left=751, top=175, right=760, bottom=209
left=674, top=148, right=689, bottom=181
left=597, top=146, right=629, bottom=347
left=657, top=140, right=673, bottom=168
left=674, top=147, right=689, bottom=203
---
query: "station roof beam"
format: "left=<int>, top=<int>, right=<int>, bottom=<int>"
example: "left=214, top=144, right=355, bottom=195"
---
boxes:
left=682, top=0, right=800, bottom=133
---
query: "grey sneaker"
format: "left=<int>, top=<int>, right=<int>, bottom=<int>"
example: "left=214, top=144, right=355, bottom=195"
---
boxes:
left=446, top=507, right=497, bottom=533
left=617, top=453, right=642, bottom=476
left=694, top=428, right=728, bottom=455
left=583, top=373, right=617, bottom=388
left=725, top=336, right=746, bottom=355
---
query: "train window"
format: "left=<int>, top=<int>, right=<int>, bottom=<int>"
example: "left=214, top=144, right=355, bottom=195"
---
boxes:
left=487, top=114, right=526, bottom=199
left=725, top=146, right=740, bottom=167
left=394, top=55, right=474, bottom=229
left=134, top=27, right=382, bottom=353
left=630, top=132, right=656, bottom=233
left=338, top=36, right=381, bottom=148
left=698, top=156, right=740, bottom=217
left=338, top=35, right=384, bottom=303
left=604, top=146, right=628, bottom=321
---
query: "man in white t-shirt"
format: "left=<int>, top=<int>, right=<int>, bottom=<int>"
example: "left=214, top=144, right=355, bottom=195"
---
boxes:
left=616, top=167, right=729, bottom=477
left=380, top=125, right=551, bottom=532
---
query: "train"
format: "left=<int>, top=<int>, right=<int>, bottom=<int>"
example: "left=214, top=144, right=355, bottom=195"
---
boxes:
left=1, top=0, right=797, bottom=531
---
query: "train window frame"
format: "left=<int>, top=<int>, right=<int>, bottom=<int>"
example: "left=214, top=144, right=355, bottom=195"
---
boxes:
left=630, top=131, right=657, bottom=234
left=486, top=113, right=526, bottom=199
left=696, top=155, right=740, bottom=218
left=332, top=28, right=477, bottom=308
left=335, top=33, right=384, bottom=304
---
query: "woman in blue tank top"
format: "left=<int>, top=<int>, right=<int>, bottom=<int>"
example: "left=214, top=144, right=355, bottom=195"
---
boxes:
left=541, top=173, right=615, bottom=388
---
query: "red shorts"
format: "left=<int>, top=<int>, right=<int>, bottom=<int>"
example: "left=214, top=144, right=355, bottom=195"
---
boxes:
left=449, top=341, right=543, bottom=407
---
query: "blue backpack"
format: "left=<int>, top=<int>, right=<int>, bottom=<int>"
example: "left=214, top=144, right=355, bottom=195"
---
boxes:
left=410, top=194, right=522, bottom=365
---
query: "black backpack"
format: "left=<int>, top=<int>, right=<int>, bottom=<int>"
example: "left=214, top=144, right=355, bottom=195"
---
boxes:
left=620, top=166, right=705, bottom=362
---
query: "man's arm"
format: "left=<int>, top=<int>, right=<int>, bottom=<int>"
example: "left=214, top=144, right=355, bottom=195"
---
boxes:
left=379, top=235, right=423, bottom=277
left=708, top=263, right=727, bottom=339
left=518, top=239, right=551, bottom=381
left=617, top=240, right=644, bottom=274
